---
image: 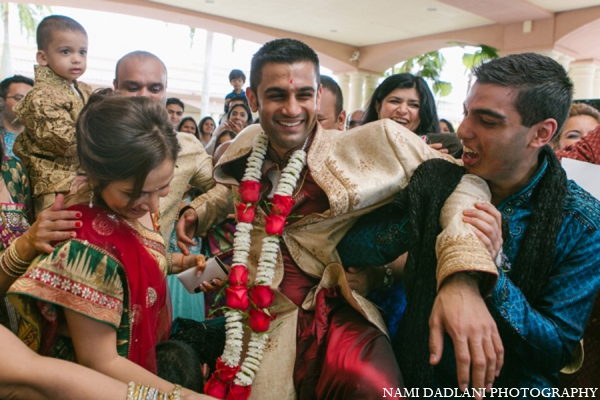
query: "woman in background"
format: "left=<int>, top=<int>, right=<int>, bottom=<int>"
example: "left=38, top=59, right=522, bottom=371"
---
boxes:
left=198, top=116, right=215, bottom=146
left=552, top=103, right=600, bottom=151
left=178, top=116, right=199, bottom=137
left=362, top=73, right=440, bottom=134
left=439, top=118, right=455, bottom=133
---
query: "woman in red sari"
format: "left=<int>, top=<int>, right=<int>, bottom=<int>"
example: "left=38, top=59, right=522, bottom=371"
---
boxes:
left=8, top=91, right=213, bottom=398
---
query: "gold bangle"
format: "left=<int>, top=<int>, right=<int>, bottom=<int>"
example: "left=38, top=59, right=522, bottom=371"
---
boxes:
left=10, top=240, right=29, bottom=266
left=168, top=385, right=184, bottom=400
left=132, top=383, right=142, bottom=400
left=126, top=382, right=136, bottom=400
left=0, top=254, right=21, bottom=278
left=167, top=252, right=173, bottom=275
left=139, top=385, right=150, bottom=400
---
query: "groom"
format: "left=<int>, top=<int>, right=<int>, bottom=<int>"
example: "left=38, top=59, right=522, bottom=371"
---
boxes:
left=177, top=38, right=501, bottom=399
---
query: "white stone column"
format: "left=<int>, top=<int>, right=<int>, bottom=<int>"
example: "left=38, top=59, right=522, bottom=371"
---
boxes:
left=558, top=55, right=575, bottom=73
left=201, top=31, right=214, bottom=117
left=348, top=72, right=366, bottom=114
left=536, top=49, right=562, bottom=62
left=593, top=71, right=600, bottom=99
left=336, top=74, right=350, bottom=113
left=535, top=49, right=574, bottom=73
left=363, top=74, right=380, bottom=109
left=569, top=60, right=597, bottom=100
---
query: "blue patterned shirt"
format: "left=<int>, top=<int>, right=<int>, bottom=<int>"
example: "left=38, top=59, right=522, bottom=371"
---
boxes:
left=339, top=158, right=600, bottom=393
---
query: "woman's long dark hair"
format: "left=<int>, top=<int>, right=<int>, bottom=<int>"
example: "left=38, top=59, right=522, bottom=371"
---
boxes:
left=198, top=116, right=215, bottom=139
left=76, top=89, right=180, bottom=206
left=177, top=116, right=199, bottom=137
left=227, top=103, right=253, bottom=127
left=363, top=73, right=440, bottom=134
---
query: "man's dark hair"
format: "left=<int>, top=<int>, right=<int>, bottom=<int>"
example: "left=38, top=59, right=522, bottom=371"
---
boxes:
left=37, top=15, right=87, bottom=51
left=320, top=75, right=343, bottom=117
left=363, top=73, right=439, bottom=134
left=156, top=341, right=204, bottom=392
left=250, top=38, right=320, bottom=95
left=0, top=75, right=34, bottom=99
left=474, top=52, right=574, bottom=136
left=227, top=94, right=248, bottom=111
left=166, top=97, right=184, bottom=111
left=229, top=69, right=246, bottom=83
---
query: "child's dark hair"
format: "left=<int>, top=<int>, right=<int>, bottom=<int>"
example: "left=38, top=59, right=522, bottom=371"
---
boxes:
left=229, top=69, right=246, bottom=83
left=37, top=15, right=87, bottom=51
left=76, top=88, right=180, bottom=207
left=156, top=341, right=204, bottom=392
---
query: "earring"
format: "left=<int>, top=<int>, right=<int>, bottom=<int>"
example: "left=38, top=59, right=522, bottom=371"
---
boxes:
left=89, top=183, right=94, bottom=209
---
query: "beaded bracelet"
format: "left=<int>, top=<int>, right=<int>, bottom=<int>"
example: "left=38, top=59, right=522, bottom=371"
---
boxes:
left=125, top=383, right=184, bottom=400
left=169, top=385, right=184, bottom=400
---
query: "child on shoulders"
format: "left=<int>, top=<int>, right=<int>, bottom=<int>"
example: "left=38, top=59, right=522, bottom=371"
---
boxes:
left=223, top=69, right=246, bottom=113
left=13, top=15, right=92, bottom=216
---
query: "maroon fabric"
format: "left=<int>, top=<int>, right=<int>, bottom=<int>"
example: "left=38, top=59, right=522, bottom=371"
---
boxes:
left=294, top=286, right=405, bottom=399
left=222, top=140, right=405, bottom=398
left=556, top=124, right=600, bottom=165
left=275, top=170, right=405, bottom=399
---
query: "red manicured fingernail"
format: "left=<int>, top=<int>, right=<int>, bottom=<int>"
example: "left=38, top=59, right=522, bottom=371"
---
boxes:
left=75, top=212, right=82, bottom=218
left=75, top=221, right=82, bottom=228
left=70, top=232, right=77, bottom=238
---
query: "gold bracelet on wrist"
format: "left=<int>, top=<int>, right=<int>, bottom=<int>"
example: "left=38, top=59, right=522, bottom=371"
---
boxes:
left=168, top=384, right=184, bottom=400
left=0, top=255, right=21, bottom=277
left=166, top=252, right=173, bottom=275
left=132, top=383, right=142, bottom=400
left=10, top=240, right=29, bottom=266
left=0, top=241, right=30, bottom=278
left=126, top=382, right=136, bottom=400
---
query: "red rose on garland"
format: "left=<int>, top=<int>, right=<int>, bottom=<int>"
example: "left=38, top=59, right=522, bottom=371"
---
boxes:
left=226, top=383, right=252, bottom=400
left=225, top=286, right=250, bottom=310
left=235, top=203, right=256, bottom=223
left=228, top=265, right=248, bottom=287
left=248, top=308, right=276, bottom=332
left=264, top=214, right=286, bottom=236
left=214, top=357, right=239, bottom=383
left=271, top=194, right=295, bottom=216
left=204, top=376, right=229, bottom=399
left=238, top=181, right=262, bottom=203
left=250, top=285, right=274, bottom=308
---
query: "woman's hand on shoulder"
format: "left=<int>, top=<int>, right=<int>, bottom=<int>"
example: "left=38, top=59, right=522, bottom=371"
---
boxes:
left=19, top=194, right=82, bottom=259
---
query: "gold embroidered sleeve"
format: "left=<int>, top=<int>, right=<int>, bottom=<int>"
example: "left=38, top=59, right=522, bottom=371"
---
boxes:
left=189, top=183, right=233, bottom=235
left=14, top=87, right=79, bottom=158
left=435, top=174, right=498, bottom=293
left=177, top=132, right=215, bottom=193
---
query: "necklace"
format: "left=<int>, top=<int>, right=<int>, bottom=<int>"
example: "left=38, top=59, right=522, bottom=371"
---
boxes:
left=205, top=132, right=309, bottom=400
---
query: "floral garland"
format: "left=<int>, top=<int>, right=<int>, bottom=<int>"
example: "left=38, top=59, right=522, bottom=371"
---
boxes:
left=205, top=132, right=307, bottom=400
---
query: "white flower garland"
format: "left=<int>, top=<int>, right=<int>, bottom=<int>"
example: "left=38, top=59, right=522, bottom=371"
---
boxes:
left=220, top=132, right=307, bottom=389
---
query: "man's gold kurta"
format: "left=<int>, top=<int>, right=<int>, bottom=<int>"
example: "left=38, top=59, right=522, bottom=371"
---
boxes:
left=190, top=119, right=497, bottom=399
left=157, top=132, right=216, bottom=245
left=13, top=65, right=92, bottom=214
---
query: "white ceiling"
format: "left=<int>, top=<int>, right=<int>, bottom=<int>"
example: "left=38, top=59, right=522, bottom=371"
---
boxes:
left=150, top=0, right=600, bottom=47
